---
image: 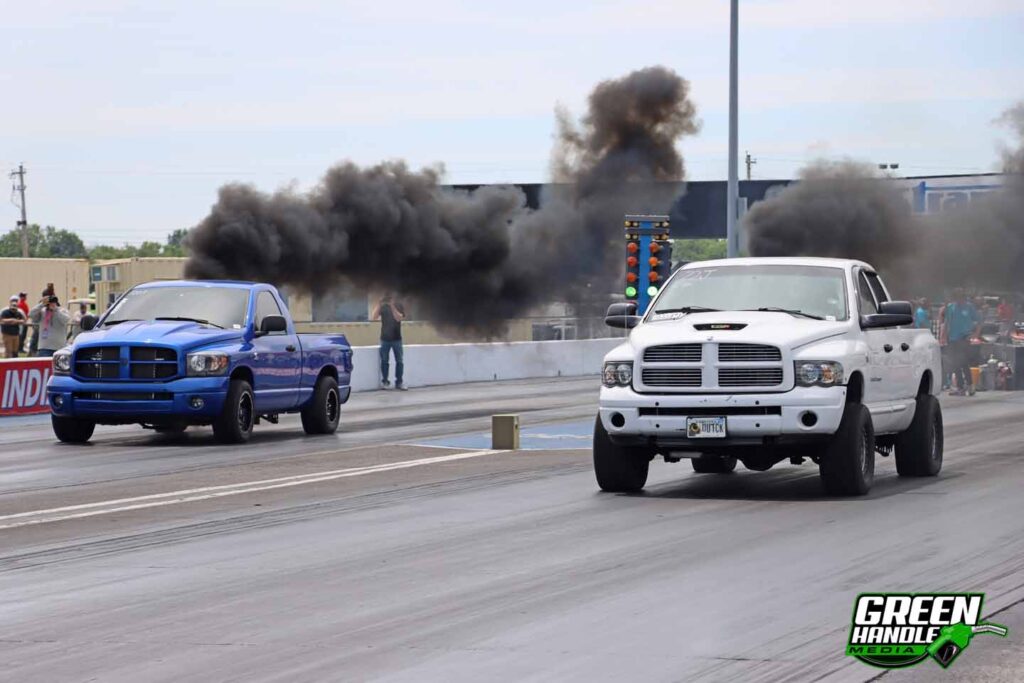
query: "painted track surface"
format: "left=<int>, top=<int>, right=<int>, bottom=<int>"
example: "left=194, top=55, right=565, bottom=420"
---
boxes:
left=1, top=378, right=1022, bottom=681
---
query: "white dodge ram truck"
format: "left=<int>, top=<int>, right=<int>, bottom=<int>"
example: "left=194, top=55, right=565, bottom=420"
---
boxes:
left=595, top=257, right=943, bottom=496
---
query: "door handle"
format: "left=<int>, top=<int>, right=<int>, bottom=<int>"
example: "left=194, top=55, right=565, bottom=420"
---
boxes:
left=884, top=344, right=893, bottom=353
left=285, top=345, right=297, bottom=353
left=901, top=342, right=910, bottom=351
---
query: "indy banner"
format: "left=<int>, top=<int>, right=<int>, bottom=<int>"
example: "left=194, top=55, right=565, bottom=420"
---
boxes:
left=0, top=358, right=53, bottom=416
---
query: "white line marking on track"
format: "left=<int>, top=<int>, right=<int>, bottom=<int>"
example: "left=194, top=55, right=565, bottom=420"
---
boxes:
left=0, top=449, right=500, bottom=531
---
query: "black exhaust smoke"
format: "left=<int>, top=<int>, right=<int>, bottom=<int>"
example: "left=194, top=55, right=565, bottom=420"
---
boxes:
left=185, top=66, right=699, bottom=330
left=744, top=102, right=1024, bottom=296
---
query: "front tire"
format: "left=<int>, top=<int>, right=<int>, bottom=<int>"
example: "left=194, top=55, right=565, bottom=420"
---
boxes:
left=894, top=394, right=943, bottom=477
left=593, top=416, right=650, bottom=492
left=819, top=403, right=875, bottom=496
left=212, top=379, right=254, bottom=444
left=691, top=455, right=737, bottom=473
left=301, top=375, right=341, bottom=435
left=52, top=415, right=95, bottom=444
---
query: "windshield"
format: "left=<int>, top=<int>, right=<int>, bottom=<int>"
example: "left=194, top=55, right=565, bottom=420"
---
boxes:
left=652, top=265, right=849, bottom=321
left=104, top=286, right=251, bottom=329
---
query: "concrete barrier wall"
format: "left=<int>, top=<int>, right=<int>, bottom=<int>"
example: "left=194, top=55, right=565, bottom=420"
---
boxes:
left=350, top=338, right=623, bottom=392
left=1, top=338, right=623, bottom=416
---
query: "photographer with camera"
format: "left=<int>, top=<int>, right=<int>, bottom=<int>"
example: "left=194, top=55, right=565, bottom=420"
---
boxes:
left=29, top=294, right=71, bottom=358
left=370, top=293, right=407, bottom=390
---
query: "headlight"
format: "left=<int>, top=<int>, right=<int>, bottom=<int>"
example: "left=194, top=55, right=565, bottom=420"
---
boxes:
left=187, top=352, right=230, bottom=376
left=602, top=362, right=633, bottom=388
left=52, top=348, right=73, bottom=375
left=795, top=361, right=844, bottom=387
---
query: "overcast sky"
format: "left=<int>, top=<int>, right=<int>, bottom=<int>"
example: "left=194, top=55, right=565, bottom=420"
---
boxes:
left=2, top=0, right=1022, bottom=245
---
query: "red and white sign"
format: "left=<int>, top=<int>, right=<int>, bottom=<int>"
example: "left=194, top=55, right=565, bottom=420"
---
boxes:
left=0, top=358, right=53, bottom=416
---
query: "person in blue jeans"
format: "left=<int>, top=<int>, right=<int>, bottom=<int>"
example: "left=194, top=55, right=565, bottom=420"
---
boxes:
left=371, top=294, right=406, bottom=390
left=945, top=289, right=981, bottom=396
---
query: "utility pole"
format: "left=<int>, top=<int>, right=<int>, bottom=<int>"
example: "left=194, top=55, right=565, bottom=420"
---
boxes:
left=9, top=164, right=29, bottom=257
left=745, top=151, right=757, bottom=181
left=726, top=0, right=740, bottom=258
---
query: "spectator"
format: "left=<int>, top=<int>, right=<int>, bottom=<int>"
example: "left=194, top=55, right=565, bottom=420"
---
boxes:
left=29, top=295, right=71, bottom=358
left=914, top=298, right=931, bottom=330
left=997, top=297, right=1015, bottom=340
left=16, top=292, right=29, bottom=353
left=945, top=289, right=981, bottom=396
left=1, top=295, right=27, bottom=358
left=69, top=302, right=90, bottom=341
left=937, top=303, right=952, bottom=391
left=370, top=293, right=406, bottom=390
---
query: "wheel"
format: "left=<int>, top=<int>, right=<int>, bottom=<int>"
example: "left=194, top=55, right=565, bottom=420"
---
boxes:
left=819, top=403, right=875, bottom=496
left=212, top=379, right=254, bottom=444
left=593, top=415, right=650, bottom=492
left=894, top=394, right=943, bottom=477
left=52, top=415, right=95, bottom=444
left=301, top=375, right=341, bottom=435
left=691, top=455, right=737, bottom=473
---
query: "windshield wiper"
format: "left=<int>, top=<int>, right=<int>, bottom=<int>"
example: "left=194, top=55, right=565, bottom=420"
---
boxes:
left=154, top=316, right=225, bottom=329
left=102, top=318, right=141, bottom=327
left=654, top=306, right=721, bottom=314
left=747, top=307, right=825, bottom=320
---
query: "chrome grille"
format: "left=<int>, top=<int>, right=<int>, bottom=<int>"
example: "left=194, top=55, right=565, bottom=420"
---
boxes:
left=718, top=368, right=784, bottom=387
left=643, top=344, right=702, bottom=363
left=717, top=343, right=781, bottom=362
left=642, top=368, right=702, bottom=387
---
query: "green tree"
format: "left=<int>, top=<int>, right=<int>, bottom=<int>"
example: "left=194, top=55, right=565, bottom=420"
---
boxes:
left=0, top=224, right=43, bottom=256
left=42, top=226, right=87, bottom=258
left=0, top=224, right=86, bottom=258
left=671, top=238, right=727, bottom=264
left=87, top=244, right=137, bottom=260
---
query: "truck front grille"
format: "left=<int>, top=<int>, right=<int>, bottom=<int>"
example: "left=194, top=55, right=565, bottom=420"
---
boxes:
left=641, top=368, right=702, bottom=387
left=717, top=368, right=784, bottom=387
left=643, top=344, right=702, bottom=363
left=717, top=343, right=781, bottom=362
left=73, top=345, right=180, bottom=381
left=74, top=346, right=120, bottom=379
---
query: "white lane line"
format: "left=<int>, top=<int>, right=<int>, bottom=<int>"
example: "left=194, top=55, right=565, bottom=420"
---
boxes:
left=0, top=449, right=499, bottom=531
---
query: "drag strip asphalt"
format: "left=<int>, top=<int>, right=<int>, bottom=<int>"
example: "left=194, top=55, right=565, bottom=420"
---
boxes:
left=1, top=378, right=1023, bottom=682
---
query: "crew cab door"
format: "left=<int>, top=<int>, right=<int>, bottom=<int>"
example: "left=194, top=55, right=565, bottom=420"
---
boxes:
left=855, top=269, right=900, bottom=432
left=864, top=271, right=918, bottom=427
left=251, top=290, right=302, bottom=412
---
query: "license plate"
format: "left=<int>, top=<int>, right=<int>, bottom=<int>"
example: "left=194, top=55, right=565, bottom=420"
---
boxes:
left=686, top=416, right=727, bottom=439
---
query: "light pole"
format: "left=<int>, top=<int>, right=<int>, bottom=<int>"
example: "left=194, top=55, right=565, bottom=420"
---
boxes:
left=726, top=0, right=740, bottom=257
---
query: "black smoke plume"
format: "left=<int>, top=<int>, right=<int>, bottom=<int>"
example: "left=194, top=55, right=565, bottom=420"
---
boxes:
left=744, top=102, right=1024, bottom=296
left=186, top=66, right=698, bottom=330
left=742, top=160, right=915, bottom=275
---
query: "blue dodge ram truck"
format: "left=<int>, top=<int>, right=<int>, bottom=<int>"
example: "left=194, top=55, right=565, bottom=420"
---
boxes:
left=47, top=280, right=353, bottom=444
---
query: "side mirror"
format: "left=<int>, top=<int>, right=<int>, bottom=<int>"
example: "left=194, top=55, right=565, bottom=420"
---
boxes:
left=80, top=314, right=98, bottom=332
left=258, top=314, right=288, bottom=335
left=861, top=301, right=913, bottom=329
left=605, top=302, right=640, bottom=329
left=879, top=301, right=913, bottom=317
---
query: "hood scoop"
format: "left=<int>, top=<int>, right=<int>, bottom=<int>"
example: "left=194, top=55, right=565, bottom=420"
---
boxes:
left=693, top=323, right=748, bottom=331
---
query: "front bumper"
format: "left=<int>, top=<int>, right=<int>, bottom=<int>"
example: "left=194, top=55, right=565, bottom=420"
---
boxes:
left=47, top=374, right=231, bottom=423
left=599, top=384, right=847, bottom=449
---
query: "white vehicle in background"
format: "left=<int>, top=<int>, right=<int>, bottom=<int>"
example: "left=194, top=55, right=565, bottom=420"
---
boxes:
left=595, top=257, right=943, bottom=496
